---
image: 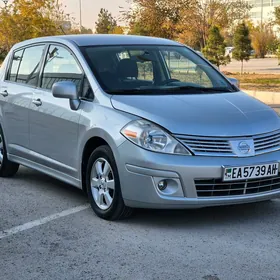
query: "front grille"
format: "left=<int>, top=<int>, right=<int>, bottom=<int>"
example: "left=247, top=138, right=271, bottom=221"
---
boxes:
left=174, top=129, right=280, bottom=157
left=254, top=130, right=280, bottom=153
left=175, top=135, right=232, bottom=156
left=195, top=176, right=280, bottom=197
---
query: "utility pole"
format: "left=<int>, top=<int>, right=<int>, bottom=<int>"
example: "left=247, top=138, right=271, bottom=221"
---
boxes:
left=79, top=0, right=82, bottom=33
left=260, top=0, right=263, bottom=30
left=2, top=0, right=8, bottom=8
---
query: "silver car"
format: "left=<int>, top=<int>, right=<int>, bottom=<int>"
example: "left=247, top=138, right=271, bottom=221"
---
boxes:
left=0, top=35, right=280, bottom=220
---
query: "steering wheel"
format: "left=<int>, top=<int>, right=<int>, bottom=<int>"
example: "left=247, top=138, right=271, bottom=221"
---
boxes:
left=158, top=78, right=181, bottom=86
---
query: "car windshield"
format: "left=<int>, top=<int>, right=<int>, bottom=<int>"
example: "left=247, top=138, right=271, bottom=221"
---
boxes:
left=81, top=45, right=236, bottom=95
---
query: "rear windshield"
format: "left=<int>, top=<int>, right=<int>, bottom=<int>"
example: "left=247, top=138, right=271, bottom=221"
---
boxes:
left=81, top=45, right=236, bottom=95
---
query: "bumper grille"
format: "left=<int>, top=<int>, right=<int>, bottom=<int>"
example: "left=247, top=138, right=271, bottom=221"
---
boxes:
left=195, top=176, right=280, bottom=197
left=174, top=129, right=280, bottom=157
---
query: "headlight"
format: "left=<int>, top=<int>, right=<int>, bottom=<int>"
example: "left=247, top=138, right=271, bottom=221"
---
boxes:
left=121, top=120, right=191, bottom=155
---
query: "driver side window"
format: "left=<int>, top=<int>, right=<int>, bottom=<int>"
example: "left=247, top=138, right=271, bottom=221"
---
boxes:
left=41, top=45, right=83, bottom=92
left=163, top=51, right=213, bottom=87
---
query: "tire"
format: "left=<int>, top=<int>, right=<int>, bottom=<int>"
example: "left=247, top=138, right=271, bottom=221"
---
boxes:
left=0, top=127, right=19, bottom=177
left=86, top=145, right=133, bottom=220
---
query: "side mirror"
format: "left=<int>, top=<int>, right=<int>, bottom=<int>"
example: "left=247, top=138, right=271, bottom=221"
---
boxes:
left=227, top=77, right=240, bottom=89
left=52, top=81, right=80, bottom=110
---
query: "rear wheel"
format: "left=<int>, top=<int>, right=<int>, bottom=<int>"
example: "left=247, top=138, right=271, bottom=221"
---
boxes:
left=86, top=145, right=133, bottom=220
left=0, top=128, right=19, bottom=177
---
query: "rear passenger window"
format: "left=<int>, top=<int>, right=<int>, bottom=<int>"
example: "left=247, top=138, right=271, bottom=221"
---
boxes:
left=41, top=45, right=83, bottom=91
left=7, top=45, right=45, bottom=86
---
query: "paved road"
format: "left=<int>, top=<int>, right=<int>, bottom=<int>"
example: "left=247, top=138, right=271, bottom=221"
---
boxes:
left=1, top=167, right=280, bottom=280
left=220, top=58, right=280, bottom=74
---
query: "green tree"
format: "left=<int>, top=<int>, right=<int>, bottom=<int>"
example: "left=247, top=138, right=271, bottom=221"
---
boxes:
left=274, top=6, right=280, bottom=26
left=123, top=0, right=250, bottom=49
left=0, top=0, right=67, bottom=60
left=81, top=26, right=93, bottom=34
left=202, top=26, right=230, bottom=68
left=267, top=38, right=279, bottom=56
left=109, top=26, right=124, bottom=34
left=95, top=8, right=117, bottom=34
left=277, top=45, right=280, bottom=65
left=232, top=22, right=251, bottom=74
left=67, top=25, right=93, bottom=35
left=128, top=21, right=150, bottom=36
left=183, top=0, right=251, bottom=49
left=123, top=0, right=194, bottom=39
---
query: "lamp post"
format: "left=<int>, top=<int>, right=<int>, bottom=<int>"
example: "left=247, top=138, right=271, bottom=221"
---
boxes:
left=260, top=0, right=263, bottom=29
left=2, top=0, right=8, bottom=8
left=79, top=0, right=82, bottom=33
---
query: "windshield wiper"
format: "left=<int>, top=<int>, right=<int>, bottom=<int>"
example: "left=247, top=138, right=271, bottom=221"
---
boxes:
left=106, top=86, right=235, bottom=95
left=170, top=86, right=235, bottom=93
left=106, top=88, right=157, bottom=95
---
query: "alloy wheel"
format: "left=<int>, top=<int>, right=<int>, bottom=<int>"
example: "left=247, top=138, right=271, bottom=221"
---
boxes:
left=0, top=134, right=3, bottom=166
left=90, top=158, right=115, bottom=210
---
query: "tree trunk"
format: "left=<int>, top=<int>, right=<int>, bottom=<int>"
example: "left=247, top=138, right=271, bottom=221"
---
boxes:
left=241, top=60, right=243, bottom=74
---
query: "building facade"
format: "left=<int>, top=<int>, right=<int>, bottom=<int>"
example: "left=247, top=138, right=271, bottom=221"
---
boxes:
left=246, top=0, right=280, bottom=23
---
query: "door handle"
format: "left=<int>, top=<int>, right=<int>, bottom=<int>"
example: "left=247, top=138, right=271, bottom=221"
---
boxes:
left=32, top=98, right=42, bottom=106
left=1, top=90, right=8, bottom=97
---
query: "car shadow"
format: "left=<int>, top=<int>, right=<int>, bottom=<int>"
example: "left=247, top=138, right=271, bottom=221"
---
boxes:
left=121, top=200, right=280, bottom=229
left=11, top=167, right=280, bottom=228
left=13, top=166, right=86, bottom=199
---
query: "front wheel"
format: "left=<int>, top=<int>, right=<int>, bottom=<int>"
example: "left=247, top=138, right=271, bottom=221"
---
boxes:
left=86, top=145, right=133, bottom=220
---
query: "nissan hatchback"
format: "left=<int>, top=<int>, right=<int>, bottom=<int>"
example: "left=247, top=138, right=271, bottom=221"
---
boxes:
left=0, top=35, right=280, bottom=220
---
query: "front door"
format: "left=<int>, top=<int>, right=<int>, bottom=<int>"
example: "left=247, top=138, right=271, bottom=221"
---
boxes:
left=29, top=44, right=84, bottom=179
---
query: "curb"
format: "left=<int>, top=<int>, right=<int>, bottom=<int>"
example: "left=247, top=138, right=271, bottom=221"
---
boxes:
left=242, top=89, right=280, bottom=105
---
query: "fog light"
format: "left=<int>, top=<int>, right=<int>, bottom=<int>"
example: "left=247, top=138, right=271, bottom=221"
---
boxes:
left=158, top=180, right=167, bottom=191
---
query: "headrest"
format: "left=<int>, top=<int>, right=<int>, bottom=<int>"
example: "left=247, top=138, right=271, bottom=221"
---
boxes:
left=117, top=59, right=138, bottom=79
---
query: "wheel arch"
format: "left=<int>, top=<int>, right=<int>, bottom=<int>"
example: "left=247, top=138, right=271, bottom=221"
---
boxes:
left=80, top=128, right=124, bottom=192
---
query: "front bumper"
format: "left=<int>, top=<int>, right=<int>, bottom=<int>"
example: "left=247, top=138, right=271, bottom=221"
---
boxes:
left=116, top=140, right=280, bottom=209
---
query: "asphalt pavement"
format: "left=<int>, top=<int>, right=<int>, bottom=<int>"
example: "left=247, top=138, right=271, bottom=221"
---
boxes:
left=1, top=166, right=280, bottom=280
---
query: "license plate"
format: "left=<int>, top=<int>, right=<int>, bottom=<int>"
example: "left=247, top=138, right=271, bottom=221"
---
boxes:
left=223, top=163, right=279, bottom=181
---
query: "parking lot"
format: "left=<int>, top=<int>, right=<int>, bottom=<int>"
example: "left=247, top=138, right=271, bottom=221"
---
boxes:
left=1, top=166, right=280, bottom=280
left=220, top=58, right=280, bottom=74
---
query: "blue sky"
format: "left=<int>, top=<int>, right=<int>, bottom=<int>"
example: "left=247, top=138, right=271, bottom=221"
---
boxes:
left=63, top=0, right=130, bottom=29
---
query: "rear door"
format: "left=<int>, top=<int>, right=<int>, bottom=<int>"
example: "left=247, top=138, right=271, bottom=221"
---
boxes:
left=0, top=44, right=45, bottom=159
left=29, top=44, right=84, bottom=179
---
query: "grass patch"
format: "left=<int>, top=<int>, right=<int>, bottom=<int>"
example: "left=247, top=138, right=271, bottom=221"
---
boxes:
left=222, top=72, right=280, bottom=92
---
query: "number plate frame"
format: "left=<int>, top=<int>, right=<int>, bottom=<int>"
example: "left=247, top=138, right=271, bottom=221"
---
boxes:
left=222, top=162, right=279, bottom=182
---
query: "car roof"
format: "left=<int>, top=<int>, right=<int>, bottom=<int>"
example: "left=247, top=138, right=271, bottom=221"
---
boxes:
left=13, top=34, right=183, bottom=49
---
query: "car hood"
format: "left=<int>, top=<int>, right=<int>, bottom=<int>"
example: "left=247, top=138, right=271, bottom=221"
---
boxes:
left=111, top=91, right=280, bottom=136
